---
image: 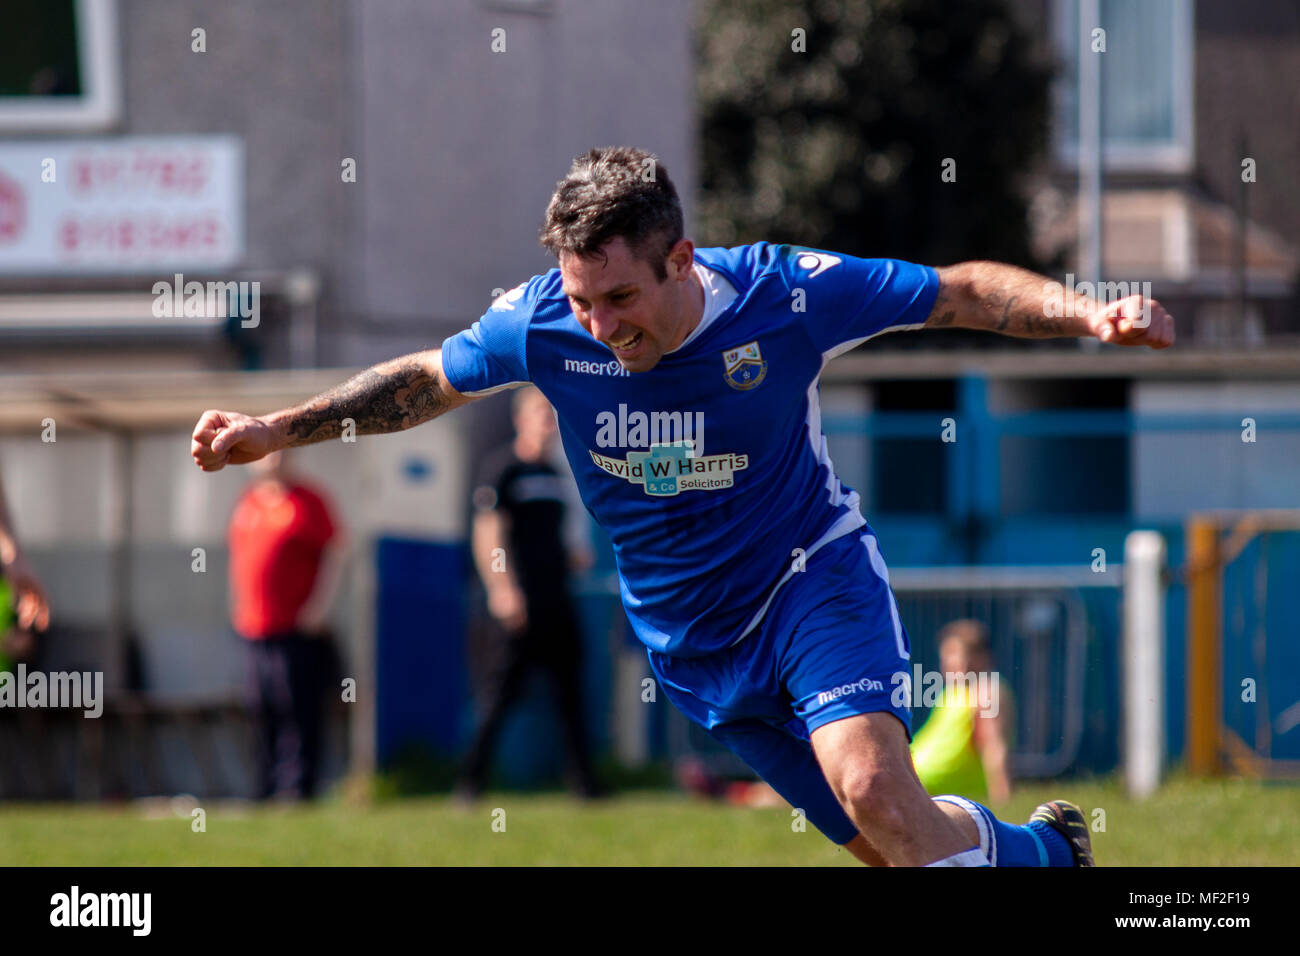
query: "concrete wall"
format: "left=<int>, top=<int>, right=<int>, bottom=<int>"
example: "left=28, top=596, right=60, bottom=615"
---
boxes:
left=1132, top=380, right=1300, bottom=519
left=121, top=0, right=355, bottom=293
left=340, top=0, right=696, bottom=364
left=108, top=0, right=695, bottom=369
left=1, top=408, right=472, bottom=697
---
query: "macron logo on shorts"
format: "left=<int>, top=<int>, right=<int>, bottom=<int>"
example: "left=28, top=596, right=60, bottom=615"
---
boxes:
left=816, top=678, right=884, bottom=707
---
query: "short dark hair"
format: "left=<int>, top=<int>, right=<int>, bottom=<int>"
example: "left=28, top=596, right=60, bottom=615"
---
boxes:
left=539, top=146, right=683, bottom=281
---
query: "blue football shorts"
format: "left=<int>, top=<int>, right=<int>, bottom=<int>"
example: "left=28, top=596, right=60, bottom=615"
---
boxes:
left=647, top=528, right=912, bottom=845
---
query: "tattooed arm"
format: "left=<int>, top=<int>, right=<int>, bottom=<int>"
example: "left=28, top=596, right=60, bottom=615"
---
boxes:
left=270, top=352, right=466, bottom=446
left=190, top=350, right=475, bottom=472
left=923, top=262, right=1174, bottom=348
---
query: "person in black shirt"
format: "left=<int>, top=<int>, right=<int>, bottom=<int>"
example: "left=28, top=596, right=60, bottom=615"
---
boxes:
left=457, top=386, right=602, bottom=799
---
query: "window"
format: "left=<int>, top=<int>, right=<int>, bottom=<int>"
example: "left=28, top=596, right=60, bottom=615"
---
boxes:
left=1054, top=0, right=1194, bottom=172
left=0, top=0, right=120, bottom=131
left=870, top=380, right=955, bottom=516
left=997, top=379, right=1130, bottom=516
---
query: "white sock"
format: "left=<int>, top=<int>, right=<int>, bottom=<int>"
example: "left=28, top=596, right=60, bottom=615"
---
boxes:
left=924, top=847, right=989, bottom=867
left=932, top=794, right=996, bottom=866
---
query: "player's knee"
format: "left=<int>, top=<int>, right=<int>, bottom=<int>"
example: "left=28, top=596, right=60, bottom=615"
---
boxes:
left=835, top=766, right=907, bottom=830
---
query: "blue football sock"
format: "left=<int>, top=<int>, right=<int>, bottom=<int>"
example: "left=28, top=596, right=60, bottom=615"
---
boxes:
left=932, top=795, right=1074, bottom=867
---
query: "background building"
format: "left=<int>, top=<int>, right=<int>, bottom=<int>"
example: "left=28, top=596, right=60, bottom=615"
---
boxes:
left=1, top=0, right=1296, bottom=799
left=0, top=0, right=693, bottom=796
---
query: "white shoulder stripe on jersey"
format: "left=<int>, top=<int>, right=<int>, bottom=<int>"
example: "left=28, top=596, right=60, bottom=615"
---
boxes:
left=727, top=324, right=924, bottom=648
left=729, top=511, right=866, bottom=646
left=804, top=325, right=923, bottom=512
left=729, top=527, right=908, bottom=658
left=455, top=380, right=529, bottom=398
left=863, top=534, right=909, bottom=660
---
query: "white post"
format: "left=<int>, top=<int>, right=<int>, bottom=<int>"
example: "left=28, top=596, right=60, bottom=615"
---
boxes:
left=1124, top=531, right=1166, bottom=798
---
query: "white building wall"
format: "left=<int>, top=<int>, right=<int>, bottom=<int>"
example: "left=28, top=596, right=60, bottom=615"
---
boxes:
left=1133, top=380, right=1300, bottom=520
left=1, top=412, right=472, bottom=697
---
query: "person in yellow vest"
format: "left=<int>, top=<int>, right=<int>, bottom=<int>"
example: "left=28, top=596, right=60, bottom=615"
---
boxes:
left=911, top=620, right=1012, bottom=805
left=685, top=619, right=1014, bottom=812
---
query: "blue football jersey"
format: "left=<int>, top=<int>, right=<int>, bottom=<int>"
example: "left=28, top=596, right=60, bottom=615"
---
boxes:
left=441, top=242, right=938, bottom=657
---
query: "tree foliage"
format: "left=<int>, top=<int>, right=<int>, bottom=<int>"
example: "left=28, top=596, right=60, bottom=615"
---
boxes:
left=696, top=0, right=1053, bottom=268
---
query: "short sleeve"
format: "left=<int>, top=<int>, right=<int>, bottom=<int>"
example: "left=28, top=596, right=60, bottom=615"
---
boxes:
left=440, top=281, right=534, bottom=395
left=782, top=247, right=939, bottom=356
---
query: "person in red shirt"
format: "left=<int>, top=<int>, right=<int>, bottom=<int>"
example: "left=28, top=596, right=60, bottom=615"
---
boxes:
left=228, top=449, right=345, bottom=800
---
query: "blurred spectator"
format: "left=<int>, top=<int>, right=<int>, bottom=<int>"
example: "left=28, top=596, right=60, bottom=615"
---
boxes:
left=680, top=620, right=1015, bottom=810
left=0, top=471, right=51, bottom=639
left=457, top=386, right=602, bottom=800
left=228, top=450, right=345, bottom=801
left=911, top=619, right=1013, bottom=804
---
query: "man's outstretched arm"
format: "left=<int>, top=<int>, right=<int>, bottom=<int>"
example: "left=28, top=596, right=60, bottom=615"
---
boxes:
left=924, top=261, right=1174, bottom=348
left=191, top=349, right=474, bottom=471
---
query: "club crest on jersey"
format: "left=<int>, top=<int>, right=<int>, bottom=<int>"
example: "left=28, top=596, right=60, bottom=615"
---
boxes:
left=722, top=341, right=768, bottom=391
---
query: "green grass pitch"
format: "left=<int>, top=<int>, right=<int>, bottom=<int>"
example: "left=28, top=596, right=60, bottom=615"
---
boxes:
left=1, top=775, right=1295, bottom=865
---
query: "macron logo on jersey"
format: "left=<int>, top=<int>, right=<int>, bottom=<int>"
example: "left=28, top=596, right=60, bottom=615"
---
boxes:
left=816, top=677, right=884, bottom=707
left=564, top=358, right=630, bottom=377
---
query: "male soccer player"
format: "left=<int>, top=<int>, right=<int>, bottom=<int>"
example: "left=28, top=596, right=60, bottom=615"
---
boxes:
left=191, top=146, right=1173, bottom=865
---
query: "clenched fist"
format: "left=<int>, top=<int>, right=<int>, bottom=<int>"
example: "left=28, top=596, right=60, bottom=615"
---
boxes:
left=191, top=410, right=279, bottom=471
left=1089, top=295, right=1174, bottom=349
